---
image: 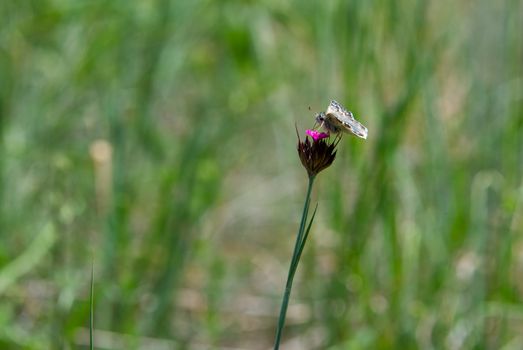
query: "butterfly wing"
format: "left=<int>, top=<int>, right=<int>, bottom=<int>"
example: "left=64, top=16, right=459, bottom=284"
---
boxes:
left=326, top=100, right=368, bottom=139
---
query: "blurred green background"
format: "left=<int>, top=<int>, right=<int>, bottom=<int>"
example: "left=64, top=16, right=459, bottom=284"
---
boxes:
left=0, top=0, right=522, bottom=349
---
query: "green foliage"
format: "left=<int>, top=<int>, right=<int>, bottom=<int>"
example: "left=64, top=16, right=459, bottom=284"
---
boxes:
left=0, top=0, right=521, bottom=348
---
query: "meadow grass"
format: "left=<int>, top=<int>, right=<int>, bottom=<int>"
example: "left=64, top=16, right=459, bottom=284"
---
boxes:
left=0, top=0, right=521, bottom=349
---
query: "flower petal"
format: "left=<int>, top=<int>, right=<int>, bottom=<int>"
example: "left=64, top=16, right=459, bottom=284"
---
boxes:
left=306, top=129, right=329, bottom=141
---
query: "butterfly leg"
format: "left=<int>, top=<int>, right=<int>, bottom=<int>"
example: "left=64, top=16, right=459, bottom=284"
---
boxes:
left=313, top=120, right=325, bottom=131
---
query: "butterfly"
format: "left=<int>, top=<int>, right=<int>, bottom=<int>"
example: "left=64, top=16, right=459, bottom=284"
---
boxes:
left=315, top=100, right=368, bottom=139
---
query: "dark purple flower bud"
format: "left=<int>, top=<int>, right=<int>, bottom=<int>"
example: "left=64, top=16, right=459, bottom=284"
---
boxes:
left=297, top=131, right=338, bottom=178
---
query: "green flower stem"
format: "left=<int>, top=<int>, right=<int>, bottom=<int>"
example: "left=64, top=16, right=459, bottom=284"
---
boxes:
left=274, top=175, right=316, bottom=350
left=90, top=262, right=94, bottom=350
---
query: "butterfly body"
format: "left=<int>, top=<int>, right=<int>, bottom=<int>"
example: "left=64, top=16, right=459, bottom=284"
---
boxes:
left=315, top=100, right=368, bottom=139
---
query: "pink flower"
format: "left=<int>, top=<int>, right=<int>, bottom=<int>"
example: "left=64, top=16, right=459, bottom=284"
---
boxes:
left=306, top=129, right=329, bottom=141
left=298, top=130, right=338, bottom=177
